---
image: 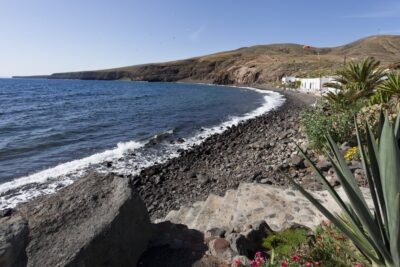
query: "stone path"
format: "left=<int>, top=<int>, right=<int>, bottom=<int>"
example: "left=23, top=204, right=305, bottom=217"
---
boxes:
left=157, top=183, right=372, bottom=232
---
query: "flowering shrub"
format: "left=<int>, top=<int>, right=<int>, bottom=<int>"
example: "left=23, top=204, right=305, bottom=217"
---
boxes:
left=228, top=253, right=322, bottom=267
left=228, top=222, right=370, bottom=267
left=310, top=221, right=369, bottom=267
left=228, top=251, right=365, bottom=267
left=344, top=146, right=359, bottom=161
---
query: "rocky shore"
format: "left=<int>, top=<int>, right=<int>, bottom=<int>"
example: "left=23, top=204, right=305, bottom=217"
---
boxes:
left=1, top=87, right=371, bottom=266
left=135, top=88, right=318, bottom=221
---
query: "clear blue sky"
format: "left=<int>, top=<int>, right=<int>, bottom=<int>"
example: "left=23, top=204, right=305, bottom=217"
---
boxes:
left=1, top=0, right=399, bottom=76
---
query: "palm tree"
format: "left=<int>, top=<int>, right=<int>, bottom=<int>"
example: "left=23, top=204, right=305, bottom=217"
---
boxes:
left=325, top=83, right=369, bottom=105
left=324, top=58, right=386, bottom=105
left=379, top=72, right=400, bottom=99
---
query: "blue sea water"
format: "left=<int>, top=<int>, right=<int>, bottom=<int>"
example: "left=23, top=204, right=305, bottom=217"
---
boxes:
left=0, top=78, right=284, bottom=208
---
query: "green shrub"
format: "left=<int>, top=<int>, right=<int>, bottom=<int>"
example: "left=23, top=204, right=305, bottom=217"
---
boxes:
left=300, top=104, right=356, bottom=151
left=262, top=228, right=307, bottom=256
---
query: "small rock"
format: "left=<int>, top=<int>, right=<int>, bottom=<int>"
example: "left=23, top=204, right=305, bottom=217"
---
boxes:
left=154, top=176, right=162, bottom=184
left=208, top=238, right=232, bottom=258
left=251, top=171, right=262, bottom=181
left=340, top=142, right=351, bottom=153
left=176, top=138, right=185, bottom=144
left=316, top=160, right=331, bottom=172
left=350, top=161, right=362, bottom=171
left=0, top=208, right=13, bottom=218
left=290, top=155, right=304, bottom=168
left=328, top=174, right=340, bottom=187
left=286, top=191, right=295, bottom=196
left=205, top=228, right=226, bottom=239
left=197, top=173, right=210, bottom=185
left=354, top=169, right=366, bottom=185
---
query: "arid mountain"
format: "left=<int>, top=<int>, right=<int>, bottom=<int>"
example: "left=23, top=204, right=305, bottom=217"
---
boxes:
left=42, top=35, right=400, bottom=85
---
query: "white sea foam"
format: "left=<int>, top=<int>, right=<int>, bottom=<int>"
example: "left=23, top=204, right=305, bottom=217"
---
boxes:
left=0, top=140, right=144, bottom=208
left=0, top=86, right=285, bottom=209
left=175, top=85, right=285, bottom=149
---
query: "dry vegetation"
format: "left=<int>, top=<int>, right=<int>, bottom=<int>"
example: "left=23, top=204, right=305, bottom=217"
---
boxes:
left=48, top=35, right=400, bottom=84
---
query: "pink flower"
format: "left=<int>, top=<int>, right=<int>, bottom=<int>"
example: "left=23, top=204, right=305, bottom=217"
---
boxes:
left=255, top=251, right=262, bottom=258
left=305, top=261, right=312, bottom=266
left=314, top=261, right=320, bottom=266
left=256, top=258, right=264, bottom=264
left=290, top=255, right=300, bottom=262
left=326, top=230, right=334, bottom=235
left=235, top=258, right=241, bottom=266
left=249, top=261, right=258, bottom=267
left=281, top=261, right=288, bottom=267
left=354, top=263, right=362, bottom=267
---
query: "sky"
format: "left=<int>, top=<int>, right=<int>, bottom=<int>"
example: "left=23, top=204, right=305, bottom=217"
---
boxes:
left=1, top=0, right=400, bottom=77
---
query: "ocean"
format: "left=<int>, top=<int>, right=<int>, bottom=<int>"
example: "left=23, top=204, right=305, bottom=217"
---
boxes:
left=0, top=78, right=284, bottom=208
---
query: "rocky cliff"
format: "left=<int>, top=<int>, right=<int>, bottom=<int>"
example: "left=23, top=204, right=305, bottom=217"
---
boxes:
left=44, top=35, right=400, bottom=84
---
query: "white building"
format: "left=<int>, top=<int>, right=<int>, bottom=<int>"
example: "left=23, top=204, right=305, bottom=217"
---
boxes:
left=297, top=76, right=337, bottom=94
left=281, top=76, right=297, bottom=84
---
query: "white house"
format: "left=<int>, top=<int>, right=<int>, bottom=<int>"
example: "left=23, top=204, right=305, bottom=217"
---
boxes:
left=297, top=76, right=337, bottom=94
left=281, top=76, right=297, bottom=84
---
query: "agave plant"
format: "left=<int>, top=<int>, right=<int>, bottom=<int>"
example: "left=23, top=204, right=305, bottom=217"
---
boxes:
left=289, top=112, right=400, bottom=267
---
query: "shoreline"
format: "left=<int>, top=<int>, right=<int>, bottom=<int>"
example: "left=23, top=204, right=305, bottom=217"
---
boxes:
left=0, top=83, right=317, bottom=219
left=133, top=86, right=318, bottom=220
left=0, top=83, right=284, bottom=210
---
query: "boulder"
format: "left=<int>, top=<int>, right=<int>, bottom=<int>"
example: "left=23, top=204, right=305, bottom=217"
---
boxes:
left=0, top=172, right=151, bottom=267
left=208, top=238, right=236, bottom=260
left=0, top=215, right=29, bottom=267
left=226, top=233, right=253, bottom=257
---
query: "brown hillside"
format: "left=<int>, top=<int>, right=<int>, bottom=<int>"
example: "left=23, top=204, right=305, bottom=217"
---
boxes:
left=48, top=35, right=400, bottom=85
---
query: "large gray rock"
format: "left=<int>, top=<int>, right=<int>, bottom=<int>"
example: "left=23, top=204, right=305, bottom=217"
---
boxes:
left=0, top=172, right=151, bottom=267
left=0, top=215, right=29, bottom=267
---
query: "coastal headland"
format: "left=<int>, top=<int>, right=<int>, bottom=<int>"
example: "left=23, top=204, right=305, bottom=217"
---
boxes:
left=13, top=35, right=400, bottom=84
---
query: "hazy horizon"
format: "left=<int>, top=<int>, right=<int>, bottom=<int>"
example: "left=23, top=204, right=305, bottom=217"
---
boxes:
left=1, top=0, right=400, bottom=77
